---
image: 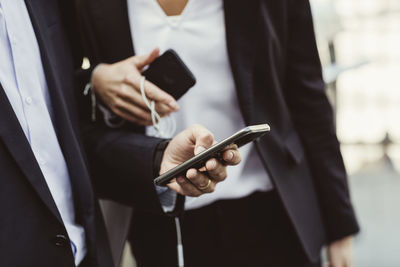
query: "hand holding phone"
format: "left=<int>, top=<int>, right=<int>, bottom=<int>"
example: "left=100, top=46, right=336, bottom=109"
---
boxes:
left=90, top=49, right=183, bottom=126
left=158, top=124, right=244, bottom=196
left=155, top=124, right=270, bottom=186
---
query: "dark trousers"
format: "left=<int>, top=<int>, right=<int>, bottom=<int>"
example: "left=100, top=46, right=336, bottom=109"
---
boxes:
left=130, top=191, right=321, bottom=267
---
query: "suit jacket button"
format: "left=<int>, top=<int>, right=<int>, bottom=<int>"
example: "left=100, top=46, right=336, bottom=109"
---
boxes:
left=54, top=234, right=68, bottom=247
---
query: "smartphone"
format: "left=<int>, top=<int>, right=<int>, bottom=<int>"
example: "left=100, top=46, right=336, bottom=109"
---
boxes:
left=154, top=124, right=271, bottom=186
left=142, top=49, right=196, bottom=100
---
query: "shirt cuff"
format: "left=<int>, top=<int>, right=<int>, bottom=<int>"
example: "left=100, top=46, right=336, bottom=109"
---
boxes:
left=156, top=186, right=178, bottom=213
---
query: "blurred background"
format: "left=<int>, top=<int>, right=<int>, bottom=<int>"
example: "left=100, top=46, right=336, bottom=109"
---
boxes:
left=120, top=0, right=400, bottom=266
left=311, top=0, right=400, bottom=265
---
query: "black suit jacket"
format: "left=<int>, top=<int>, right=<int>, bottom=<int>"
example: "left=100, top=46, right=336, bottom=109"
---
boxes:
left=0, top=0, right=167, bottom=266
left=74, top=0, right=359, bottom=262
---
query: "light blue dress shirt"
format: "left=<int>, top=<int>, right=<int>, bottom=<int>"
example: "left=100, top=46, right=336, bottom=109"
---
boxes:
left=0, top=1, right=86, bottom=265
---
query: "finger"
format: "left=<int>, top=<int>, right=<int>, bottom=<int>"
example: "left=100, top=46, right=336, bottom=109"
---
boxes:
left=186, top=168, right=216, bottom=193
left=222, top=148, right=241, bottom=166
left=189, top=125, right=215, bottom=155
left=205, top=158, right=227, bottom=182
left=155, top=103, right=174, bottom=117
left=112, top=98, right=153, bottom=122
left=168, top=177, right=204, bottom=197
left=143, top=80, right=179, bottom=110
left=115, top=83, right=150, bottom=111
left=113, top=109, right=153, bottom=126
left=131, top=48, right=160, bottom=70
left=224, top=143, right=238, bottom=150
left=123, top=75, right=179, bottom=111
left=118, top=85, right=174, bottom=117
left=112, top=102, right=153, bottom=126
left=116, top=83, right=170, bottom=117
left=198, top=166, right=207, bottom=172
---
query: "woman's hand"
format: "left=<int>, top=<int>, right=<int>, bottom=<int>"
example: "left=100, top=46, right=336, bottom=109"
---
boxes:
left=160, top=125, right=242, bottom=197
left=326, top=236, right=354, bottom=267
left=91, top=48, right=179, bottom=126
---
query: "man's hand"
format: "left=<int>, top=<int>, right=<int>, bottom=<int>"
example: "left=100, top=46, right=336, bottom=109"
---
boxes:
left=160, top=125, right=241, bottom=197
left=326, top=236, right=354, bottom=267
left=91, top=48, right=179, bottom=125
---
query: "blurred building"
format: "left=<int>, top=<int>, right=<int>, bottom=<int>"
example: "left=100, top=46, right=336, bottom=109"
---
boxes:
left=311, top=0, right=400, bottom=266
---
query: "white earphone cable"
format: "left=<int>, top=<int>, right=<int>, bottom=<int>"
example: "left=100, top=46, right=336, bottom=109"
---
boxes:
left=141, top=77, right=183, bottom=265
left=140, top=76, right=176, bottom=138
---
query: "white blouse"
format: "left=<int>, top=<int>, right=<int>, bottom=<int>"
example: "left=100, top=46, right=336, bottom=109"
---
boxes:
left=127, top=0, right=273, bottom=210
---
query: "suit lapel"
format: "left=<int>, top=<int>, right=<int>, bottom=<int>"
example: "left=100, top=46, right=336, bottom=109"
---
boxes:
left=0, top=0, right=86, bottom=224
left=0, top=0, right=70, bottom=223
left=25, top=0, right=95, bottom=220
left=0, top=84, right=63, bottom=223
left=224, top=0, right=260, bottom=125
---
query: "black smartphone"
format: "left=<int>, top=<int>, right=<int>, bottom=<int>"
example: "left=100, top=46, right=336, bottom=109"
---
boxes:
left=154, top=124, right=271, bottom=186
left=142, top=49, right=196, bottom=100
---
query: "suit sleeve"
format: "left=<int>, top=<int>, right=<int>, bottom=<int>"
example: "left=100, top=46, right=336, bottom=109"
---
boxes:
left=80, top=122, right=166, bottom=214
left=283, top=0, right=360, bottom=243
